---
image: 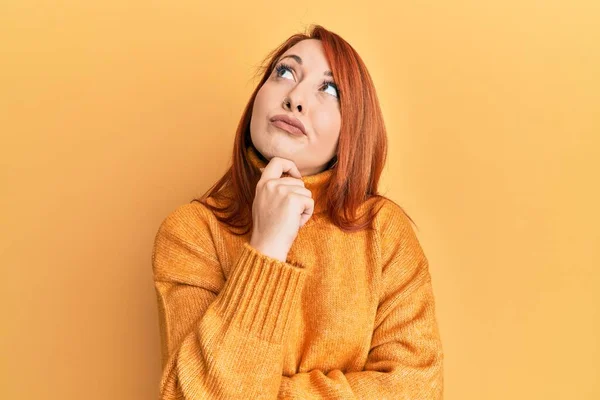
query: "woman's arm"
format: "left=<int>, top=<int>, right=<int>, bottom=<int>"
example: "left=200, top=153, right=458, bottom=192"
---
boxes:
left=277, top=202, right=444, bottom=399
left=152, top=203, right=308, bottom=399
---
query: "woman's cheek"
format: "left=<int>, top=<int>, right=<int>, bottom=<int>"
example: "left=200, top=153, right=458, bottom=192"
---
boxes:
left=316, top=110, right=339, bottom=137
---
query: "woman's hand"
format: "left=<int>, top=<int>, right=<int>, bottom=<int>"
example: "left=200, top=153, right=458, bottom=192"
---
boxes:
left=249, top=157, right=314, bottom=262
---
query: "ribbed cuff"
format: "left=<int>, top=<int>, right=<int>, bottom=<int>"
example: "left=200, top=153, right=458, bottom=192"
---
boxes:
left=213, top=242, right=307, bottom=344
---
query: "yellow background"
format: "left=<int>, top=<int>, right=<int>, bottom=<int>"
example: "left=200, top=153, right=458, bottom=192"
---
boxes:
left=1, top=1, right=598, bottom=399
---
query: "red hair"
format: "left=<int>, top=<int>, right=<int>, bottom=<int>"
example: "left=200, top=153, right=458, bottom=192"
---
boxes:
left=192, top=24, right=414, bottom=235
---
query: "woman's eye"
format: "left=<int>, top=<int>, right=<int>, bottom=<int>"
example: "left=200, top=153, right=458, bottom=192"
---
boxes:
left=275, top=63, right=339, bottom=99
left=322, top=82, right=339, bottom=98
left=275, top=64, right=294, bottom=80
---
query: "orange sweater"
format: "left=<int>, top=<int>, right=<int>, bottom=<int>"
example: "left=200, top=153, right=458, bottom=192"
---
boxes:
left=151, top=146, right=444, bottom=399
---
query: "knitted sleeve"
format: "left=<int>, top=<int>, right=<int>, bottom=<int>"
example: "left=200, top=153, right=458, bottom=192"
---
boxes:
left=152, top=203, right=308, bottom=399
left=276, top=201, right=444, bottom=399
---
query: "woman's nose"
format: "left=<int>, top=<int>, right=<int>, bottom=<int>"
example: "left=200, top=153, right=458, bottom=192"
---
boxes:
left=283, top=96, right=303, bottom=113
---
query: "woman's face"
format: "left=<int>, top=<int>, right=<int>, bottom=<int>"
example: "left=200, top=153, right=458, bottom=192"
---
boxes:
left=250, top=39, right=341, bottom=176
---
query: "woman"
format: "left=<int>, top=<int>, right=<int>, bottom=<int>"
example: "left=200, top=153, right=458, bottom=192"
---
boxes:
left=152, top=25, right=444, bottom=399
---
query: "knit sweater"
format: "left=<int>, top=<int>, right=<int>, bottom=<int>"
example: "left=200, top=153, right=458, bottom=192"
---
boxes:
left=151, top=145, right=444, bottom=399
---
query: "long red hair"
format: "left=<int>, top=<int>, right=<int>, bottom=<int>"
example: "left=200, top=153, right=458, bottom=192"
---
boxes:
left=192, top=24, right=414, bottom=235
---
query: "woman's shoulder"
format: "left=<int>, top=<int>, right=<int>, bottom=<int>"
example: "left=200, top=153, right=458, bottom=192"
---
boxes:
left=161, top=200, right=211, bottom=222
left=152, top=201, right=223, bottom=282
left=367, top=195, right=415, bottom=233
left=154, top=201, right=216, bottom=241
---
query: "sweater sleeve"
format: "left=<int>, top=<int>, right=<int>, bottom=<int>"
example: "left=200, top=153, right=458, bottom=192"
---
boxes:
left=152, top=203, right=308, bottom=400
left=276, top=202, right=444, bottom=399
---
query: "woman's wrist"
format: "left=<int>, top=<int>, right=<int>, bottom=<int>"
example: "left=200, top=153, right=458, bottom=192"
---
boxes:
left=249, top=238, right=288, bottom=262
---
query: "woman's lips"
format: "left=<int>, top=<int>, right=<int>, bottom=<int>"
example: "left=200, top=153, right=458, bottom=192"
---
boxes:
left=271, top=120, right=306, bottom=137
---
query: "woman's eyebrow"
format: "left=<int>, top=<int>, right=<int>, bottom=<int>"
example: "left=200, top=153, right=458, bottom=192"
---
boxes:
left=277, top=54, right=333, bottom=77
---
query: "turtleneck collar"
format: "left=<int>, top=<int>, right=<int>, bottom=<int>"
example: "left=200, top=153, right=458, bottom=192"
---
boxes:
left=246, top=145, right=334, bottom=215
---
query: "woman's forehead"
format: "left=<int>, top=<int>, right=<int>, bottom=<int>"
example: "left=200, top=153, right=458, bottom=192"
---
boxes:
left=279, top=40, right=332, bottom=73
